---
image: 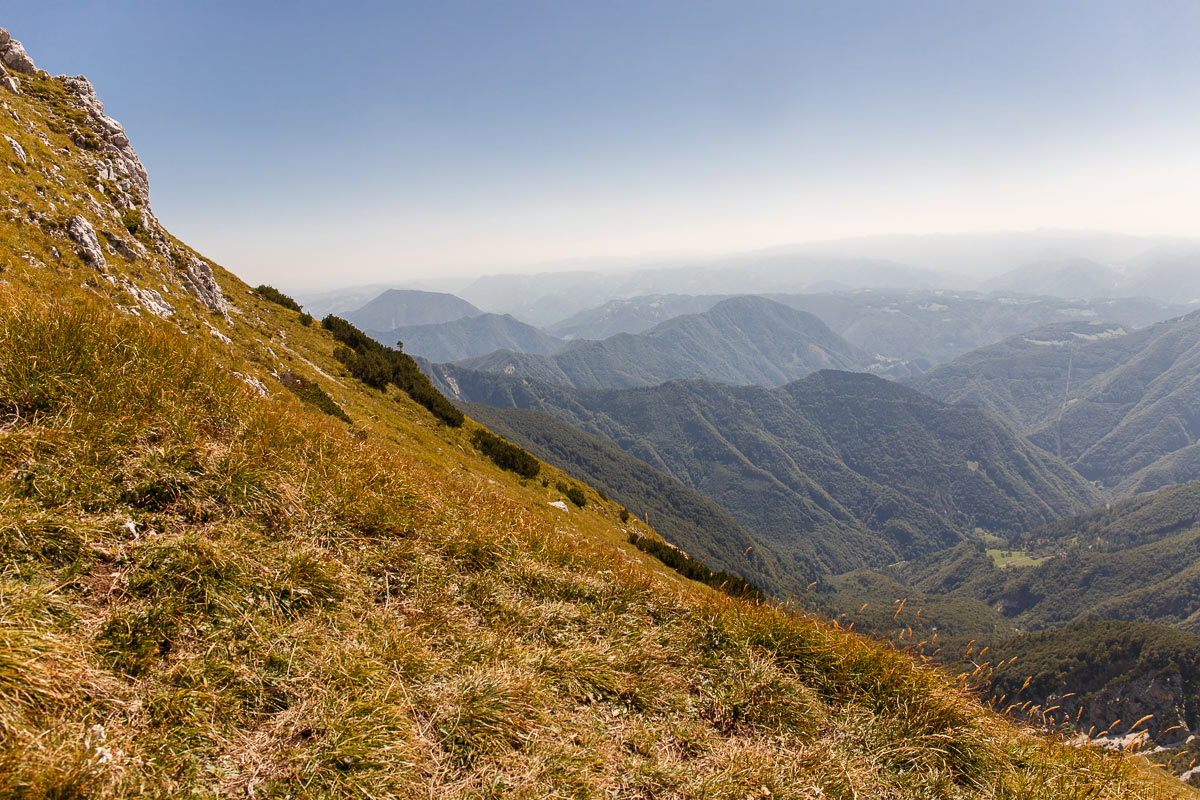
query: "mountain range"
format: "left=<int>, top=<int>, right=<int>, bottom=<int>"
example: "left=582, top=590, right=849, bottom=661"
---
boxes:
left=911, top=311, right=1200, bottom=492
left=456, top=295, right=875, bottom=389
left=430, top=364, right=1101, bottom=578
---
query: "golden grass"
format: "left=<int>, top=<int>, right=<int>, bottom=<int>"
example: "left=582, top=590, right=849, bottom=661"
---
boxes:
left=0, top=71, right=1196, bottom=797
left=0, top=276, right=1193, bottom=799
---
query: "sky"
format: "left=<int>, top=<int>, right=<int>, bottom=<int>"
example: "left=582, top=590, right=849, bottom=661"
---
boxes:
left=5, top=1, right=1200, bottom=289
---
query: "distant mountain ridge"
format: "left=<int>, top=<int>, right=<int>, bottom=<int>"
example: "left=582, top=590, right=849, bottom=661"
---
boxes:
left=456, top=295, right=874, bottom=389
left=430, top=364, right=1101, bottom=579
left=910, top=310, right=1200, bottom=492
left=548, top=294, right=731, bottom=340
left=375, top=313, right=564, bottom=362
left=344, top=288, right=482, bottom=330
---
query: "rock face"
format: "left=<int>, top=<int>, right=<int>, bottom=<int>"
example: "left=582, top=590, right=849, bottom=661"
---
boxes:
left=2, top=28, right=229, bottom=319
left=4, top=133, right=26, bottom=162
left=61, top=76, right=149, bottom=203
left=180, top=255, right=228, bottom=318
left=67, top=215, right=106, bottom=269
left=0, top=31, right=36, bottom=76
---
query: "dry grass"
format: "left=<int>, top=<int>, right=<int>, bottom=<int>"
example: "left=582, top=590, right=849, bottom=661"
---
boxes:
left=0, top=71, right=1195, bottom=797
left=0, top=281, right=1193, bottom=799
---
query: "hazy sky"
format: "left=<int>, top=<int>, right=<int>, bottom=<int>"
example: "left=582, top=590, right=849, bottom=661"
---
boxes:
left=6, top=1, right=1200, bottom=288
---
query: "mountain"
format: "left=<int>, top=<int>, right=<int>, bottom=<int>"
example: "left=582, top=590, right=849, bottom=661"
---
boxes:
left=0, top=32, right=1187, bottom=797
left=773, top=290, right=1183, bottom=369
left=374, top=312, right=564, bottom=362
left=461, top=403, right=807, bottom=596
left=1126, top=254, right=1200, bottom=305
left=547, top=293, right=730, bottom=340
left=456, top=295, right=874, bottom=389
left=344, top=288, right=482, bottom=330
left=457, top=256, right=947, bottom=325
left=980, top=259, right=1124, bottom=299
left=431, top=364, right=1101, bottom=577
left=910, top=311, right=1200, bottom=492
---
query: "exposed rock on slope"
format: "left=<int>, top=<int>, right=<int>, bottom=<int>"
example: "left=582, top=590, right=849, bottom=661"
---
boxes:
left=0, top=43, right=227, bottom=319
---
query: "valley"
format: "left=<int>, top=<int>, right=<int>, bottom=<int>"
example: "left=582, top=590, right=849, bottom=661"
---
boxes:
left=3, top=16, right=1200, bottom=797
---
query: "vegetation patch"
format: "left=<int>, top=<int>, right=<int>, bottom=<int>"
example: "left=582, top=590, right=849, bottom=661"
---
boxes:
left=470, top=429, right=540, bottom=478
left=279, top=370, right=351, bottom=423
left=556, top=481, right=586, bottom=508
left=323, top=315, right=464, bottom=427
left=253, top=284, right=303, bottom=311
left=629, top=532, right=765, bottom=602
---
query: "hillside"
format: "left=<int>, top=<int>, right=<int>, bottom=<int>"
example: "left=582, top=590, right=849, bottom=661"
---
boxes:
left=985, top=620, right=1200, bottom=746
left=911, top=312, right=1200, bottom=491
left=0, top=29, right=1192, bottom=798
left=980, top=258, right=1123, bottom=299
left=376, top=313, right=564, bottom=363
left=774, top=290, right=1182, bottom=370
left=462, top=403, right=811, bottom=598
left=875, top=481, right=1200, bottom=637
left=344, top=288, right=482, bottom=330
left=457, top=295, right=874, bottom=389
left=431, top=365, right=1101, bottom=578
left=547, top=293, right=730, bottom=340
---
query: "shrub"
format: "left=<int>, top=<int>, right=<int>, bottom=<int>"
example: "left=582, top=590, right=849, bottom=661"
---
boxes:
left=471, top=430, right=540, bottom=479
left=253, top=285, right=302, bottom=312
left=278, top=370, right=350, bottom=423
left=322, top=315, right=464, bottom=427
left=556, top=482, right=586, bottom=508
left=619, top=508, right=630, bottom=523
left=298, top=312, right=314, bottom=326
left=121, top=210, right=140, bottom=235
left=629, top=532, right=765, bottom=601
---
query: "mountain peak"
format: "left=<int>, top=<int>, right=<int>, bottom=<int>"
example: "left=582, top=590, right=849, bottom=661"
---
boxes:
left=0, top=35, right=226, bottom=317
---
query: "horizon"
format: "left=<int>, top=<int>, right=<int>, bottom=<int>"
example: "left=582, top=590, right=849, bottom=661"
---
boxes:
left=5, top=2, right=1200, bottom=289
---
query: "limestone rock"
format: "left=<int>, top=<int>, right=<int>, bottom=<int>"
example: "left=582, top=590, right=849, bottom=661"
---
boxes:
left=0, top=76, right=18, bottom=95
left=67, top=215, right=106, bottom=269
left=180, top=254, right=228, bottom=317
left=4, top=133, right=26, bottom=162
left=123, top=279, right=175, bottom=318
left=0, top=28, right=10, bottom=45
left=61, top=76, right=149, bottom=201
left=102, top=231, right=141, bottom=262
left=0, top=38, right=36, bottom=76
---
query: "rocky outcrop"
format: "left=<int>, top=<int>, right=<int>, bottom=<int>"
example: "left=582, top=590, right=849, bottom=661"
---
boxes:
left=4, top=133, right=25, bottom=162
left=60, top=76, right=149, bottom=204
left=3, top=28, right=229, bottom=319
left=0, top=63, right=18, bottom=95
left=0, top=30, right=36, bottom=76
left=180, top=255, right=228, bottom=318
left=67, top=215, right=106, bottom=269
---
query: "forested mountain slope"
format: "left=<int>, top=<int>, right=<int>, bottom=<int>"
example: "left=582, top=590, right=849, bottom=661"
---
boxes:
left=431, top=364, right=1101, bottom=579
left=2, top=28, right=1182, bottom=798
left=911, top=312, right=1200, bottom=492
left=457, top=295, right=873, bottom=389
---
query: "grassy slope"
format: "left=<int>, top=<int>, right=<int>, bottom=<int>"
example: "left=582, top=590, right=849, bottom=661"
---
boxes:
left=0, top=70, right=1193, bottom=798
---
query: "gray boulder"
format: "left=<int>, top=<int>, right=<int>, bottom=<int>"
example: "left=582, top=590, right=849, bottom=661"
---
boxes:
left=67, top=215, right=106, bottom=269
left=0, top=38, right=36, bottom=75
left=180, top=255, right=228, bottom=317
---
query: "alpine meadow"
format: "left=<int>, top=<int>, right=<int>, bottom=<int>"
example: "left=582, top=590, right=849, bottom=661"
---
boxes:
left=4, top=5, right=1200, bottom=799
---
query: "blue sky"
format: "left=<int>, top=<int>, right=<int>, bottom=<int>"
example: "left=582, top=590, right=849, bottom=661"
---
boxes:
left=5, top=1, right=1200, bottom=288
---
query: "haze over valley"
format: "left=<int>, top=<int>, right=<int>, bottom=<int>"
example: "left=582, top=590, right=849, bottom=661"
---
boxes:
left=5, top=3, right=1200, bottom=795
